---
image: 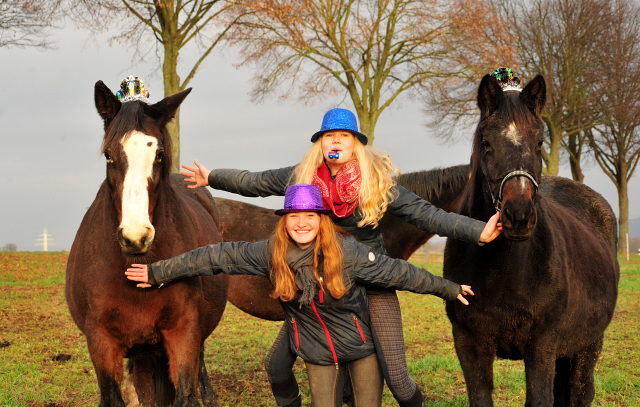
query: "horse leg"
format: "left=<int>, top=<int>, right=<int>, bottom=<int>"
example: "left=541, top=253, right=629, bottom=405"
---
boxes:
left=199, top=345, right=225, bottom=407
left=552, top=357, right=571, bottom=407
left=162, top=319, right=202, bottom=407
left=566, top=337, right=603, bottom=407
left=86, top=329, right=126, bottom=407
left=451, top=324, right=496, bottom=407
left=523, top=335, right=558, bottom=407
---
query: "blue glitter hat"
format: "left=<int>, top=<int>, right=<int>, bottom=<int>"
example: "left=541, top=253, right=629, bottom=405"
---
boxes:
left=275, top=184, right=332, bottom=216
left=310, top=108, right=368, bottom=145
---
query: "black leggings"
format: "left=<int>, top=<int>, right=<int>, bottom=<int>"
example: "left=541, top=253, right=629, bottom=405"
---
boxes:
left=264, top=291, right=425, bottom=407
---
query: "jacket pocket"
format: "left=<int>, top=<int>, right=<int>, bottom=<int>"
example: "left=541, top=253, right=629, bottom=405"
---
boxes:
left=352, top=315, right=367, bottom=344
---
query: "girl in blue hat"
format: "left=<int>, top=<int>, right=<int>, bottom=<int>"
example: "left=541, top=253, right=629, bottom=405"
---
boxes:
left=181, top=107, right=502, bottom=407
left=126, top=184, right=475, bottom=407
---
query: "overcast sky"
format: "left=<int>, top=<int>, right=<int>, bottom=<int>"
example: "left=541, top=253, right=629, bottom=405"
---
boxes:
left=1, top=26, right=638, bottom=251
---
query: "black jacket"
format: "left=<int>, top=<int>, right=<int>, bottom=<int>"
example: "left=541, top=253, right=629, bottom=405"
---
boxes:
left=147, top=235, right=462, bottom=366
left=208, top=165, right=485, bottom=254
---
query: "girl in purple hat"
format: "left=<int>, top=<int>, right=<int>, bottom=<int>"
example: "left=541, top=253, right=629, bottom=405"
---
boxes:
left=181, top=107, right=501, bottom=407
left=126, top=184, right=474, bottom=407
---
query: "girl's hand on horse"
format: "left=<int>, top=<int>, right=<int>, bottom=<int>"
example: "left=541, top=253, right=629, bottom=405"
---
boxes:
left=479, top=212, right=503, bottom=244
left=457, top=285, right=474, bottom=305
left=181, top=159, right=211, bottom=189
left=125, top=264, right=152, bottom=288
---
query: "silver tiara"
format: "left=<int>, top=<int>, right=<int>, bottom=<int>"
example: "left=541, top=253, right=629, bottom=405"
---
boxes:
left=116, top=76, right=150, bottom=103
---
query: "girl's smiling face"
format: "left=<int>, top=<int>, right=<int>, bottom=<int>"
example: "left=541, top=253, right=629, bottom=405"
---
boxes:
left=321, top=130, right=355, bottom=175
left=285, top=212, right=321, bottom=249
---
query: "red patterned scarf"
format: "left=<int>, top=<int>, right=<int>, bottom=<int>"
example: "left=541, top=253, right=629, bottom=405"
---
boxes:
left=312, top=159, right=361, bottom=218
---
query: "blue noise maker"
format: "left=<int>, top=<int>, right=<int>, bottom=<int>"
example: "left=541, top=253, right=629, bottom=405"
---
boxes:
left=328, top=150, right=340, bottom=160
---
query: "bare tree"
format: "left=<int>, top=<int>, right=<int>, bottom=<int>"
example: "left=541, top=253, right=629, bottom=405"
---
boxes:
left=231, top=0, right=511, bottom=144
left=1, top=0, right=60, bottom=48
left=588, top=0, right=640, bottom=254
left=512, top=0, right=609, bottom=177
left=1, top=243, right=17, bottom=251
left=67, top=0, right=243, bottom=172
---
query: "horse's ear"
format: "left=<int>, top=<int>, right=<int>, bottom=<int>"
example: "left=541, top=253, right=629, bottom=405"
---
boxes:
left=94, top=81, right=121, bottom=129
left=477, top=74, right=504, bottom=120
left=520, top=75, right=546, bottom=117
left=146, top=88, right=193, bottom=128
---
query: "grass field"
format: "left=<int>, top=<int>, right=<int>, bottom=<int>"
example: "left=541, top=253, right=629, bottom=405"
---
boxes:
left=0, top=251, right=638, bottom=406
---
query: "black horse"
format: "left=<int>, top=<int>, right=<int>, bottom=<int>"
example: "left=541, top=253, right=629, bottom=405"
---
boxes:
left=443, top=74, right=619, bottom=406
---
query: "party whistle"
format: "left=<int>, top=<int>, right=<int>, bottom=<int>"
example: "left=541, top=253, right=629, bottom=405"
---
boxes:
left=328, top=150, right=340, bottom=160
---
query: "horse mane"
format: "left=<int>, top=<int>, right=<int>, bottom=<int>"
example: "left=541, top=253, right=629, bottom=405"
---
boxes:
left=395, top=164, right=470, bottom=202
left=459, top=91, right=543, bottom=216
left=100, top=101, right=173, bottom=179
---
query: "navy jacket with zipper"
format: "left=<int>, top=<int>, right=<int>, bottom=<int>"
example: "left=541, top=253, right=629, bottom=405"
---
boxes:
left=147, top=235, right=462, bottom=366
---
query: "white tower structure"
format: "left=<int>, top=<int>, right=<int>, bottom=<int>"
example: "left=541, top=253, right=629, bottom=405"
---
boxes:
left=36, top=228, right=56, bottom=252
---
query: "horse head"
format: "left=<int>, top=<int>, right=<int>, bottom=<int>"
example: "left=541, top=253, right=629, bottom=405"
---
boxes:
left=94, top=80, right=191, bottom=255
left=467, top=74, right=546, bottom=241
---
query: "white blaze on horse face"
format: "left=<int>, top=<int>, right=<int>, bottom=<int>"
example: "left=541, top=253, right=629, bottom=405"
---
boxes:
left=502, top=123, right=522, bottom=146
left=120, top=131, right=156, bottom=247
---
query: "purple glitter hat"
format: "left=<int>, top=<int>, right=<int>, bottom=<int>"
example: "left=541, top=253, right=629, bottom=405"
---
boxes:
left=275, top=184, right=332, bottom=216
left=310, top=108, right=368, bottom=145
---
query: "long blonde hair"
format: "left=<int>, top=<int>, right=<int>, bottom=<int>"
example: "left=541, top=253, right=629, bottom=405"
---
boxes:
left=270, top=213, right=349, bottom=302
left=292, top=139, right=400, bottom=228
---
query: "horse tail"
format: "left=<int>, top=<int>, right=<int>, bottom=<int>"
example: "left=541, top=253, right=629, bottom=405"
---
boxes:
left=126, top=357, right=175, bottom=407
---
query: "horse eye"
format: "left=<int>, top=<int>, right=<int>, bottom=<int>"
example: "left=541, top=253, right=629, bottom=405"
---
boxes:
left=156, top=150, right=164, bottom=162
left=537, top=140, right=544, bottom=150
left=104, top=152, right=114, bottom=163
left=482, top=139, right=491, bottom=149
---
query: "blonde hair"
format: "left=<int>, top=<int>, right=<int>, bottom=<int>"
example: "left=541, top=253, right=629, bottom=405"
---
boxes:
left=270, top=214, right=349, bottom=302
left=292, top=138, right=400, bottom=228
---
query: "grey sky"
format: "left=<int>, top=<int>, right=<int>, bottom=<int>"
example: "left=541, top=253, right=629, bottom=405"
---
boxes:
left=1, top=28, right=638, bottom=251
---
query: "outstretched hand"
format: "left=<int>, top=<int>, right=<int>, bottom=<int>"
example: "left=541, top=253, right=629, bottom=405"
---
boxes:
left=479, top=212, right=503, bottom=243
left=456, top=285, right=474, bottom=305
left=181, top=159, right=211, bottom=189
left=125, top=264, right=152, bottom=288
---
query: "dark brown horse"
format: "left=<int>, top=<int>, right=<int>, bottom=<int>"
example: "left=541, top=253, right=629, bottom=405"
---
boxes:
left=443, top=74, right=619, bottom=406
left=66, top=82, right=228, bottom=407
left=214, top=164, right=471, bottom=321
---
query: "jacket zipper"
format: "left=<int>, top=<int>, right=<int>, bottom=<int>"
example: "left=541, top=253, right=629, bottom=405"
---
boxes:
left=352, top=315, right=367, bottom=344
left=292, top=318, right=300, bottom=350
left=310, top=299, right=339, bottom=369
left=319, top=277, right=324, bottom=303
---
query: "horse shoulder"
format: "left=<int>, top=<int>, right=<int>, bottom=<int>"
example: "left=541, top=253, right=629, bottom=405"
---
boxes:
left=539, top=176, right=617, bottom=250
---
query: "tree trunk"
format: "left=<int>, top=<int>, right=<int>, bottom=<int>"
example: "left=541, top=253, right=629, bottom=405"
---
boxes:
left=163, top=26, right=182, bottom=173
left=567, top=133, right=584, bottom=182
left=356, top=110, right=376, bottom=145
left=618, top=174, right=629, bottom=255
left=545, top=133, right=562, bottom=176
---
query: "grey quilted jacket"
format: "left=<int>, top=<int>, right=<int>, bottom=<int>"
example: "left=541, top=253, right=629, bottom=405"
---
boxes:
left=208, top=165, right=485, bottom=254
left=147, top=235, right=462, bottom=366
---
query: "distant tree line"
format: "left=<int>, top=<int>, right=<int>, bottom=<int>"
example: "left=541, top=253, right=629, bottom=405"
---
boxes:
left=6, top=0, right=638, bottom=253
left=1, top=243, right=17, bottom=252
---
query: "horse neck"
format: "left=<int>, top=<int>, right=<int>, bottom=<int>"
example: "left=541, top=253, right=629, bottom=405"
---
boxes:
left=396, top=165, right=469, bottom=211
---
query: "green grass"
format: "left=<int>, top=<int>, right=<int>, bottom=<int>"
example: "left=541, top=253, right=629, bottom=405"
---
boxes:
left=0, top=252, right=638, bottom=406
